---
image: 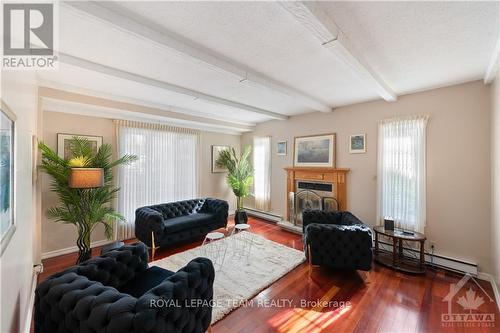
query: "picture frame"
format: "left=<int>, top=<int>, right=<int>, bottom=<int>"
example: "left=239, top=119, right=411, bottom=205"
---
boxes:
left=350, top=134, right=366, bottom=154
left=1, top=100, right=17, bottom=256
left=294, top=133, right=336, bottom=168
left=57, top=133, right=103, bottom=160
left=212, top=145, right=230, bottom=173
left=277, top=141, right=287, bottom=156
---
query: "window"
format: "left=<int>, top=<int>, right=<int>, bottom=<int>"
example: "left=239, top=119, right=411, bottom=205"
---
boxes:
left=377, top=115, right=428, bottom=233
left=253, top=136, right=271, bottom=211
left=116, top=120, right=199, bottom=239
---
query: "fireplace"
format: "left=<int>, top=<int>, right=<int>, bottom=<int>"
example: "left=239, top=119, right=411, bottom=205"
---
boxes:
left=291, top=181, right=335, bottom=227
left=279, top=167, right=350, bottom=234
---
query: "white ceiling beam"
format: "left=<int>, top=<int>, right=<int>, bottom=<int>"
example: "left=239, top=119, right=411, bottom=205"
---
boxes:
left=484, top=37, right=500, bottom=84
left=279, top=1, right=397, bottom=102
left=39, top=86, right=255, bottom=133
left=58, top=53, right=288, bottom=121
left=62, top=1, right=332, bottom=113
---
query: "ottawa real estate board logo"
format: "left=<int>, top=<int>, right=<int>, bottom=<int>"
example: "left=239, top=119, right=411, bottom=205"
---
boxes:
left=2, top=2, right=58, bottom=69
left=442, top=273, right=496, bottom=328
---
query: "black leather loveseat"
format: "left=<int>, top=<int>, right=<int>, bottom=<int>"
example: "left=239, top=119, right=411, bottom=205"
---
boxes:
left=303, top=210, right=373, bottom=271
left=135, top=198, right=228, bottom=248
left=35, top=242, right=215, bottom=333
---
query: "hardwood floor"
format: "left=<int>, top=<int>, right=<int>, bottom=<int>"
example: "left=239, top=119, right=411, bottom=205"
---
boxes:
left=39, top=217, right=500, bottom=333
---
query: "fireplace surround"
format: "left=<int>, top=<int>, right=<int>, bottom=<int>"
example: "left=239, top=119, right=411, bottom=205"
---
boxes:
left=279, top=167, right=350, bottom=234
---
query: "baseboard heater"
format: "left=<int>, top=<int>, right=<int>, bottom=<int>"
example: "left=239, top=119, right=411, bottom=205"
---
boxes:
left=243, top=207, right=282, bottom=223
left=377, top=240, right=478, bottom=276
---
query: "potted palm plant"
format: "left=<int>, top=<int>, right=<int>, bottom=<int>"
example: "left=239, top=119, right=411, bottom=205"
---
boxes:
left=38, top=137, right=137, bottom=264
left=216, top=146, right=253, bottom=224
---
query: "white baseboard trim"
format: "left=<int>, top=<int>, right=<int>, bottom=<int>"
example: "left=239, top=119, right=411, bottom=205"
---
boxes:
left=41, top=239, right=115, bottom=259
left=377, top=240, right=478, bottom=275
left=23, top=265, right=41, bottom=333
left=244, top=207, right=282, bottom=223
left=477, top=272, right=500, bottom=312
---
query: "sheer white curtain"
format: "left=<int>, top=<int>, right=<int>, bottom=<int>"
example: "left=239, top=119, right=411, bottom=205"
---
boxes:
left=253, top=136, right=271, bottom=211
left=377, top=115, right=429, bottom=233
left=115, top=120, right=200, bottom=240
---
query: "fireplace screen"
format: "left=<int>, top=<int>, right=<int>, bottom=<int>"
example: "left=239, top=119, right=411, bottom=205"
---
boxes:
left=294, top=190, right=322, bottom=226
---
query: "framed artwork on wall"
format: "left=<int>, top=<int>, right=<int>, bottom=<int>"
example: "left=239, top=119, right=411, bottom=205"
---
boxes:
left=350, top=134, right=366, bottom=154
left=294, top=133, right=336, bottom=168
left=212, top=145, right=230, bottom=173
left=0, top=101, right=17, bottom=256
left=277, top=141, right=287, bottom=156
left=57, top=133, right=103, bottom=159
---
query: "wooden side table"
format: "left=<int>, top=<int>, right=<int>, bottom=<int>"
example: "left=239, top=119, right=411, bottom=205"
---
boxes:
left=373, top=226, right=426, bottom=274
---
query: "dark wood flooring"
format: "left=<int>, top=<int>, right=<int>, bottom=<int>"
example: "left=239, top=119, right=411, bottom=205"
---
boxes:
left=38, top=217, right=500, bottom=333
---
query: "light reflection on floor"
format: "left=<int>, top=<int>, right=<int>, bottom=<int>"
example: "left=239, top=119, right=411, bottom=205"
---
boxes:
left=268, top=306, right=351, bottom=333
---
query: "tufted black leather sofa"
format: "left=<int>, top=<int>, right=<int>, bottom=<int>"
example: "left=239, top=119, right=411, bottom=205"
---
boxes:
left=135, top=198, right=228, bottom=248
left=303, top=210, right=373, bottom=271
left=35, top=242, right=215, bottom=333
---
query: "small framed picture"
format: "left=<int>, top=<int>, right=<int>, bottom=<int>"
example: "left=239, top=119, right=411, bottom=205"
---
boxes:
left=57, top=134, right=103, bottom=159
left=277, top=141, right=287, bottom=156
left=212, top=145, right=230, bottom=173
left=350, top=134, right=366, bottom=154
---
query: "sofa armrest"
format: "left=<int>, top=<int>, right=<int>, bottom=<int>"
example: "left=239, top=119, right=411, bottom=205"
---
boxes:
left=136, top=207, right=166, bottom=246
left=203, top=198, right=229, bottom=222
left=59, top=242, right=149, bottom=289
left=35, top=272, right=139, bottom=333
left=137, top=257, right=215, bottom=332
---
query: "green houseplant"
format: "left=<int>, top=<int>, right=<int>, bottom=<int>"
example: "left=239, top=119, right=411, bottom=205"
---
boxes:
left=216, top=146, right=253, bottom=224
left=38, top=137, right=137, bottom=264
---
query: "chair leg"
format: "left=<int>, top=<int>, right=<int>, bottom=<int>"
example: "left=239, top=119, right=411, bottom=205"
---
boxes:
left=307, top=244, right=312, bottom=266
left=207, top=325, right=213, bottom=333
left=151, top=231, right=156, bottom=261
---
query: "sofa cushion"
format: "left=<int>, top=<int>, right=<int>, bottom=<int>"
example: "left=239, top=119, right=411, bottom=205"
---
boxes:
left=164, top=213, right=215, bottom=233
left=118, top=266, right=174, bottom=298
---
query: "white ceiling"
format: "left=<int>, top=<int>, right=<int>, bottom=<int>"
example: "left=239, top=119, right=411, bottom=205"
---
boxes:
left=39, top=1, right=500, bottom=131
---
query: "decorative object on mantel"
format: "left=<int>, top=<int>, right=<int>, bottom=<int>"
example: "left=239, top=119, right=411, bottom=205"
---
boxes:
left=212, top=145, right=230, bottom=173
left=294, top=133, right=336, bottom=168
left=350, top=133, right=366, bottom=153
left=39, top=136, right=137, bottom=264
left=57, top=133, right=102, bottom=159
left=215, top=146, right=253, bottom=224
left=276, top=141, right=287, bottom=156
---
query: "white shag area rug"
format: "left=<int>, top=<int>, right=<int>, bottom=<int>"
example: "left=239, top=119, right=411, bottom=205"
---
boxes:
left=151, top=232, right=305, bottom=324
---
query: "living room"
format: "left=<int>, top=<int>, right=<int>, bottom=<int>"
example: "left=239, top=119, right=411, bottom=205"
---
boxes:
left=1, top=1, right=500, bottom=333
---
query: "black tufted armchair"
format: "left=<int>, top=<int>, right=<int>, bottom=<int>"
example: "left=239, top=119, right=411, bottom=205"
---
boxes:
left=135, top=198, right=228, bottom=249
left=35, top=242, right=215, bottom=333
left=303, top=210, right=373, bottom=271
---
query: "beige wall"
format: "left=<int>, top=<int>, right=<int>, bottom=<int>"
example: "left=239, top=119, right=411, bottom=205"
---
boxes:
left=243, top=80, right=492, bottom=273
left=41, top=111, right=241, bottom=255
left=492, top=72, right=500, bottom=285
left=41, top=111, right=115, bottom=255
left=0, top=71, right=38, bottom=332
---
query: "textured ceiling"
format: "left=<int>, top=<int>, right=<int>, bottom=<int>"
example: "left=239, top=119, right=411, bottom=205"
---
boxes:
left=39, top=1, right=499, bottom=128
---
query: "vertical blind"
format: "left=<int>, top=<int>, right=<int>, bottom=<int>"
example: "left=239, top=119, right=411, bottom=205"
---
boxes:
left=115, top=120, right=200, bottom=240
left=253, top=136, right=271, bottom=211
left=377, top=115, right=429, bottom=233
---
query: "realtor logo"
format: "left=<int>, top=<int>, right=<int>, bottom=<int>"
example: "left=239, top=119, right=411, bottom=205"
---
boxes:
left=441, top=273, right=496, bottom=328
left=2, top=2, right=58, bottom=69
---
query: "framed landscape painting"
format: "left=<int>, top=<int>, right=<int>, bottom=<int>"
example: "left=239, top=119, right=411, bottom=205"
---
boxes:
left=294, top=133, right=336, bottom=168
left=212, top=145, right=230, bottom=173
left=1, top=101, right=16, bottom=256
left=57, top=134, right=103, bottom=159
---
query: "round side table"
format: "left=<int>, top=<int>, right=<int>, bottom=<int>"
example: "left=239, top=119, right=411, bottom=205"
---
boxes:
left=201, top=232, right=228, bottom=270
